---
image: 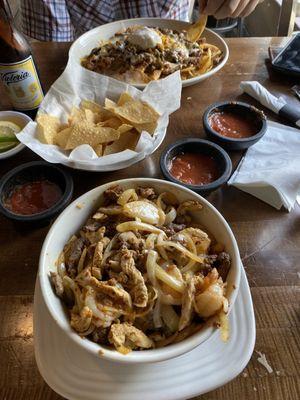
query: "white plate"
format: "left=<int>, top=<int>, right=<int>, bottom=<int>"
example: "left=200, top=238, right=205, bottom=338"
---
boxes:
left=34, top=265, right=255, bottom=400
left=69, top=18, right=229, bottom=89
left=0, top=111, right=32, bottom=160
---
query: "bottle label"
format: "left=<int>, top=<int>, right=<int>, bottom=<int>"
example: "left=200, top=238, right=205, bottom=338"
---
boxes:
left=0, top=56, right=44, bottom=110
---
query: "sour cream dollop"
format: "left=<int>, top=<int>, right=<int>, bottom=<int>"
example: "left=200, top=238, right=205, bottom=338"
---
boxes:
left=127, top=27, right=162, bottom=50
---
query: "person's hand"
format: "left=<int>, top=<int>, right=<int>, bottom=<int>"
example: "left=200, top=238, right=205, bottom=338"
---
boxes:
left=200, top=0, right=262, bottom=19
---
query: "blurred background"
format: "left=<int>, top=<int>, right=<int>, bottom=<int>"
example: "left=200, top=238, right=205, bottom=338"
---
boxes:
left=9, top=0, right=300, bottom=38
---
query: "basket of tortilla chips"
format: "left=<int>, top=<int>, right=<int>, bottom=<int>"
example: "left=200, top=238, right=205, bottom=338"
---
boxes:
left=16, top=62, right=181, bottom=171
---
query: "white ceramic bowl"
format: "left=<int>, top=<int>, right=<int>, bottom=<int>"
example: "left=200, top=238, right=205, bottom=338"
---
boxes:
left=0, top=111, right=31, bottom=160
left=69, top=18, right=229, bottom=89
left=39, top=178, right=240, bottom=364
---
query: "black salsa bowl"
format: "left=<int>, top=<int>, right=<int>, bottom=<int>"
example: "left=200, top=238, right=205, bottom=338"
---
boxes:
left=0, top=161, right=73, bottom=224
left=203, top=101, right=267, bottom=150
left=160, top=138, right=232, bottom=196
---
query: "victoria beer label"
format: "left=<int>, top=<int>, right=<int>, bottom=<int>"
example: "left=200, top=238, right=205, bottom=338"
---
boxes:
left=0, top=0, right=44, bottom=114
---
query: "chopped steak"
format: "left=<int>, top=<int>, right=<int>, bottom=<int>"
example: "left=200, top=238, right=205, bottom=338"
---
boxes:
left=137, top=187, right=156, bottom=200
left=161, top=223, right=187, bottom=236
left=64, top=237, right=85, bottom=277
left=103, top=185, right=123, bottom=203
left=214, top=252, right=231, bottom=281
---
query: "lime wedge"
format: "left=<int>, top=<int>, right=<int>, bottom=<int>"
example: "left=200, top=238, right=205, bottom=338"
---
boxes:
left=0, top=141, right=18, bottom=153
left=0, top=120, right=21, bottom=142
left=0, top=136, right=18, bottom=143
left=0, top=120, right=21, bottom=132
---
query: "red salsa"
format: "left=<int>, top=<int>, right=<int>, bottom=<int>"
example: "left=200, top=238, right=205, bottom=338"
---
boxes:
left=5, top=180, right=62, bottom=215
left=209, top=111, right=258, bottom=138
left=169, top=152, right=219, bottom=186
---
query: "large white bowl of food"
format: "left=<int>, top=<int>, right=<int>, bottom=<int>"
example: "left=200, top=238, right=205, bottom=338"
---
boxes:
left=39, top=178, right=240, bottom=364
left=69, top=18, right=229, bottom=88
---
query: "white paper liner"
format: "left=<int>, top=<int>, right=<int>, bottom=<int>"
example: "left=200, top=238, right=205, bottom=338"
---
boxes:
left=17, top=61, right=182, bottom=171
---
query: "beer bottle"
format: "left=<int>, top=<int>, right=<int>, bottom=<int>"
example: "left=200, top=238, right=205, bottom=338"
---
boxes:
left=0, top=0, right=44, bottom=117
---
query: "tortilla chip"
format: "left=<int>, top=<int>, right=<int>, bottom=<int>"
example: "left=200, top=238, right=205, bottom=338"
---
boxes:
left=64, top=122, right=121, bottom=150
left=104, top=98, right=118, bottom=110
left=110, top=100, right=159, bottom=125
left=80, top=99, right=103, bottom=114
left=103, top=130, right=139, bottom=155
left=37, top=95, right=157, bottom=156
left=85, top=109, right=97, bottom=123
left=94, top=144, right=103, bottom=157
left=80, top=100, right=113, bottom=122
left=117, top=92, right=134, bottom=106
left=36, top=114, right=61, bottom=144
left=100, top=117, right=122, bottom=129
left=133, top=121, right=157, bottom=135
left=186, top=15, right=207, bottom=42
left=69, top=107, right=96, bottom=125
left=117, top=124, right=133, bottom=134
left=54, top=127, right=72, bottom=148
left=104, top=99, right=159, bottom=135
left=150, top=69, right=162, bottom=81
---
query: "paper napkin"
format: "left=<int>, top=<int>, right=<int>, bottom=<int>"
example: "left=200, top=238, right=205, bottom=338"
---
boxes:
left=228, top=120, right=300, bottom=211
left=240, top=81, right=300, bottom=128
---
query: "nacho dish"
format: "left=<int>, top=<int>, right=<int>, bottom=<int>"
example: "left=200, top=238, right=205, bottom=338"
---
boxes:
left=36, top=93, right=159, bottom=156
left=51, top=185, right=231, bottom=354
left=81, top=25, right=223, bottom=84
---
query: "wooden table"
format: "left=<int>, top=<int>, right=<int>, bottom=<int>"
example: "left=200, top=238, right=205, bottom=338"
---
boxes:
left=0, top=38, right=299, bottom=400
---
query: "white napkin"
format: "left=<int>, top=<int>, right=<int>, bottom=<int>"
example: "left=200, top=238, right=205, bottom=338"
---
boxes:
left=228, top=121, right=300, bottom=211
left=240, top=81, right=300, bottom=128
left=240, top=81, right=286, bottom=114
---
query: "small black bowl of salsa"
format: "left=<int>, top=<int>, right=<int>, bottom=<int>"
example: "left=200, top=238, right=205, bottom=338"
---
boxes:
left=160, top=138, right=232, bottom=196
left=0, top=161, right=73, bottom=224
left=203, top=101, right=267, bottom=150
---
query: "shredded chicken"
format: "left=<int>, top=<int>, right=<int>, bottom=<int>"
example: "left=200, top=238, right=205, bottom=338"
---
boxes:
left=92, top=241, right=104, bottom=279
left=50, top=271, right=64, bottom=297
left=82, top=226, right=106, bottom=245
left=71, top=306, right=93, bottom=333
left=92, top=278, right=132, bottom=313
left=119, top=249, right=148, bottom=307
left=108, top=323, right=154, bottom=354
left=92, top=211, right=108, bottom=221
left=177, top=200, right=203, bottom=216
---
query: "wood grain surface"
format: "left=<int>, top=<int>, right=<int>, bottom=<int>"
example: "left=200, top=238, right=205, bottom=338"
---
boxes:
left=0, top=37, right=299, bottom=400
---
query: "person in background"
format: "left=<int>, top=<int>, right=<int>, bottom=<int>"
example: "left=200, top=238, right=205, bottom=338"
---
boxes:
left=21, top=0, right=262, bottom=42
left=200, top=0, right=262, bottom=20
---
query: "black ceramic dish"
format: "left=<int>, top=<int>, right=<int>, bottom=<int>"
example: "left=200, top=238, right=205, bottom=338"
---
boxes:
left=0, top=161, right=73, bottom=224
left=160, top=139, right=232, bottom=196
left=203, top=101, right=267, bottom=150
